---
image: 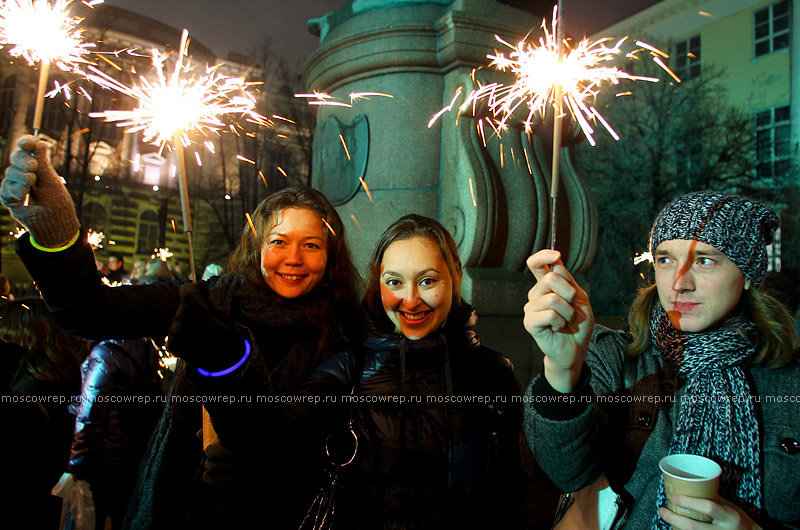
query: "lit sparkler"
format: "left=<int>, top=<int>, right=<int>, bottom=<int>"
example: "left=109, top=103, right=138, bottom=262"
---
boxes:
left=429, top=5, right=675, bottom=249
left=87, top=29, right=266, bottom=282
left=151, top=247, right=173, bottom=262
left=0, top=0, right=99, bottom=134
left=86, top=228, right=104, bottom=248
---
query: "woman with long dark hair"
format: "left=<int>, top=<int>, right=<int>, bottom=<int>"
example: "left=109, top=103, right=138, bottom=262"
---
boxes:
left=2, top=135, right=363, bottom=529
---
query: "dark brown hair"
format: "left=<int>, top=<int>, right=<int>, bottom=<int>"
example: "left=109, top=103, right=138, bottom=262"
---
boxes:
left=365, top=214, right=463, bottom=320
left=0, top=298, right=84, bottom=388
left=228, top=187, right=362, bottom=347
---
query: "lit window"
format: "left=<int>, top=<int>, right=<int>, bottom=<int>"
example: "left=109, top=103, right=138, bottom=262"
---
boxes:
left=767, top=226, right=782, bottom=272
left=754, top=1, right=789, bottom=57
left=755, top=105, right=791, bottom=179
left=674, top=35, right=701, bottom=81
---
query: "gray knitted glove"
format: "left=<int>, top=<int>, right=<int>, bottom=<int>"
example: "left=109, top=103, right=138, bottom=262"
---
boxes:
left=1, top=135, right=80, bottom=247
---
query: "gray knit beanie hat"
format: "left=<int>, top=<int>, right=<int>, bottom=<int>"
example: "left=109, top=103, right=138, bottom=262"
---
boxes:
left=649, top=190, right=779, bottom=286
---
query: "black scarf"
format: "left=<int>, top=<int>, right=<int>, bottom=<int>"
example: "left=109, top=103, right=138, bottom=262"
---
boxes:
left=650, top=303, right=762, bottom=528
left=208, top=273, right=330, bottom=394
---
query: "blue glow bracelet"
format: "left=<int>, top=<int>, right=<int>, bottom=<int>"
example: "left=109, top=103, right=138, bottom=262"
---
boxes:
left=196, top=339, right=251, bottom=377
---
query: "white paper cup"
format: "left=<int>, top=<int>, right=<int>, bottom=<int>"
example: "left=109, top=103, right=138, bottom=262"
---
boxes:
left=659, top=454, right=721, bottom=522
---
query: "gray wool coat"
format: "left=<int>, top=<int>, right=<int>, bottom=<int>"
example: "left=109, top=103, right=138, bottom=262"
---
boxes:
left=524, top=325, right=800, bottom=529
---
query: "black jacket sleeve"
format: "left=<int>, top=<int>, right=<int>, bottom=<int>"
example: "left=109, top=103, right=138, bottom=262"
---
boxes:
left=16, top=232, right=181, bottom=339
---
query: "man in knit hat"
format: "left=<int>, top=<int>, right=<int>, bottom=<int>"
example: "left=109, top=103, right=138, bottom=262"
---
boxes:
left=522, top=191, right=800, bottom=529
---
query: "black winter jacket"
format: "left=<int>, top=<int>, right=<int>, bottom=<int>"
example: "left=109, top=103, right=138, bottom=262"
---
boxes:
left=15, top=233, right=352, bottom=530
left=312, top=305, right=527, bottom=529
left=68, top=339, right=163, bottom=481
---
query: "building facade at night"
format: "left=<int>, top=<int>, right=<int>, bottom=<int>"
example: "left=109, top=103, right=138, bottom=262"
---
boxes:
left=597, top=0, right=795, bottom=270
left=0, top=4, right=308, bottom=289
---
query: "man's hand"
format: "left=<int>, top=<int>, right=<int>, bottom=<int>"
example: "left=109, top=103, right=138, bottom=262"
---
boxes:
left=523, top=249, right=594, bottom=393
left=659, top=495, right=763, bottom=530
left=1, top=135, right=79, bottom=247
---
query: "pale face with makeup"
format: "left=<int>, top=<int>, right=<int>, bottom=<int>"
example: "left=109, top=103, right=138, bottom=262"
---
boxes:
left=654, top=239, right=746, bottom=332
left=379, top=236, right=453, bottom=340
left=260, top=207, right=328, bottom=299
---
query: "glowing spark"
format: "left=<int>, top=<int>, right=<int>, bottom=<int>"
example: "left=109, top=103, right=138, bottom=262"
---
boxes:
left=523, top=146, right=532, bottom=174
left=0, top=0, right=97, bottom=68
left=349, top=91, right=394, bottom=102
left=13, top=226, right=26, bottom=239
left=171, top=219, right=177, bottom=233
left=359, top=177, right=373, bottom=201
left=276, top=166, right=287, bottom=178
left=151, top=247, right=173, bottom=262
left=101, top=277, right=123, bottom=287
left=339, top=134, right=351, bottom=160
left=194, top=151, right=202, bottom=166
left=698, top=11, right=715, bottom=18
left=350, top=214, right=362, bottom=231
left=428, top=88, right=463, bottom=128
left=237, top=154, right=255, bottom=164
left=86, top=229, right=104, bottom=248
left=69, top=127, right=89, bottom=138
left=258, top=170, right=268, bottom=189
left=245, top=212, right=257, bottom=237
left=652, top=56, right=681, bottom=83
left=203, top=140, right=215, bottom=153
left=616, top=90, right=633, bottom=97
left=21, top=303, right=29, bottom=309
left=272, top=114, right=296, bottom=125
left=634, top=40, right=669, bottom=58
left=468, top=178, right=477, bottom=207
left=320, top=217, right=336, bottom=237
left=295, top=91, right=333, bottom=100
left=96, top=53, right=121, bottom=70
left=88, top=29, right=264, bottom=150
left=430, top=7, right=672, bottom=144
left=633, top=251, right=653, bottom=265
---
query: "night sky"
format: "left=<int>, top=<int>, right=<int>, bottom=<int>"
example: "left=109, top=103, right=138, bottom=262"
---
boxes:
left=105, top=0, right=663, bottom=68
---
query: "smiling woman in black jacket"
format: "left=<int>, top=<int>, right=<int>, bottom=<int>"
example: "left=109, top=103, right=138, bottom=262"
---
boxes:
left=2, top=135, right=363, bottom=529
left=314, top=214, right=526, bottom=529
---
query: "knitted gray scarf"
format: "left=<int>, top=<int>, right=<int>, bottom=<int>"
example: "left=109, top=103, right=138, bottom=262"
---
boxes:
left=650, top=303, right=762, bottom=528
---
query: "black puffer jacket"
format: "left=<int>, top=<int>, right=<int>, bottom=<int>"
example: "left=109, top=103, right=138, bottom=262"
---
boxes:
left=314, top=304, right=526, bottom=529
left=68, top=338, right=163, bottom=480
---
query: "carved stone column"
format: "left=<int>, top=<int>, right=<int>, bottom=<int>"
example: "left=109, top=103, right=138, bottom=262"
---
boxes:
left=305, top=0, right=597, bottom=382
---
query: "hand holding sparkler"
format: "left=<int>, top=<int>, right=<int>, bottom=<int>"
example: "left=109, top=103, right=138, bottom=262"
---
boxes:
left=0, top=135, right=79, bottom=247
left=523, top=249, right=593, bottom=393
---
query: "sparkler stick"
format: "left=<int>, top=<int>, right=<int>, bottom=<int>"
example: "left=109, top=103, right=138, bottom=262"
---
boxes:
left=549, top=0, right=565, bottom=249
left=87, top=30, right=265, bottom=449
left=89, top=29, right=264, bottom=283
left=429, top=6, right=675, bottom=252
left=32, top=60, right=50, bottom=134
left=172, top=130, right=196, bottom=282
